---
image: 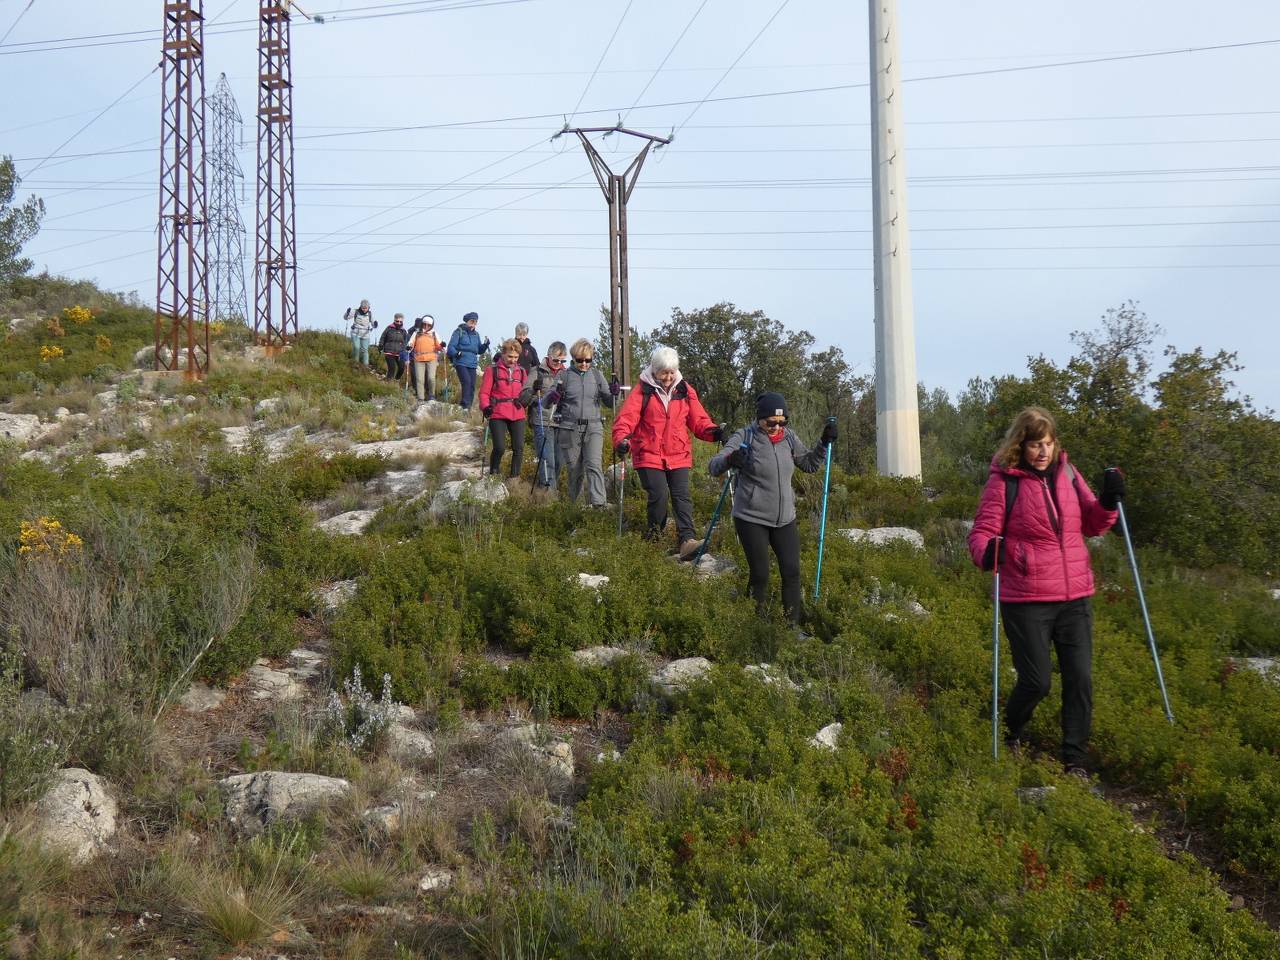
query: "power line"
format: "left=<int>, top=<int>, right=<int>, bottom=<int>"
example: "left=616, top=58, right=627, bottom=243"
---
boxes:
left=567, top=0, right=634, bottom=122
left=621, top=0, right=711, bottom=126
left=21, top=67, right=157, bottom=178
left=0, top=0, right=37, bottom=47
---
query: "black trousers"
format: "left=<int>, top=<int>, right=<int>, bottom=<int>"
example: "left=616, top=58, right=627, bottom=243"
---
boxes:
left=384, top=353, right=405, bottom=381
left=636, top=466, right=694, bottom=542
left=735, top=517, right=802, bottom=624
left=488, top=418, right=525, bottom=477
left=1001, top=597, right=1094, bottom=766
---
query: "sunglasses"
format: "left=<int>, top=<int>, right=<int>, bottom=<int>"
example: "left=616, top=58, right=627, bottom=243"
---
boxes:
left=575, top=356, right=593, bottom=364
left=548, top=357, right=566, bottom=365
left=763, top=419, right=786, bottom=429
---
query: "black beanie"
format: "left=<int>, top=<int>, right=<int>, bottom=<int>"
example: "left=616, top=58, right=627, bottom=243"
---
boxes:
left=756, top=392, right=788, bottom=420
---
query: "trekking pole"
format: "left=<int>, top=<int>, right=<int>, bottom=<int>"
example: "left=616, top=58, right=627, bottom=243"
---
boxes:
left=813, top=416, right=836, bottom=600
left=616, top=437, right=630, bottom=539
left=691, top=471, right=734, bottom=567
left=991, top=535, right=1003, bottom=759
left=530, top=393, right=551, bottom=493
left=1112, top=481, right=1175, bottom=724
left=442, top=354, right=450, bottom=404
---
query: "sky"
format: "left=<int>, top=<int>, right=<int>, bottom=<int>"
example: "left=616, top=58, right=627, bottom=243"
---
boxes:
left=3, top=0, right=1278, bottom=411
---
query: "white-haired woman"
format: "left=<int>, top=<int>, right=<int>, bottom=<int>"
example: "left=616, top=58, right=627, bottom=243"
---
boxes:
left=612, top=346, right=723, bottom=558
left=512, top=321, right=539, bottom=372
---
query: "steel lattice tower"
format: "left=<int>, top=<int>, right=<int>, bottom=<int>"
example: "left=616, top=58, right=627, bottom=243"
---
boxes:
left=209, top=73, right=249, bottom=325
left=155, top=0, right=211, bottom=377
left=253, top=0, right=298, bottom=347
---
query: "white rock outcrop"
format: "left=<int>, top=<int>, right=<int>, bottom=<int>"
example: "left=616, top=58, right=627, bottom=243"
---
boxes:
left=179, top=682, right=226, bottom=713
left=316, top=509, right=378, bottom=536
left=418, top=868, right=454, bottom=893
left=838, top=527, right=925, bottom=551
left=571, top=645, right=628, bottom=668
left=219, top=771, right=351, bottom=834
left=575, top=573, right=609, bottom=594
left=428, top=476, right=508, bottom=518
left=651, top=657, right=713, bottom=699
left=500, top=725, right=575, bottom=778
left=0, top=412, right=41, bottom=443
left=359, top=429, right=482, bottom=462
left=244, top=663, right=304, bottom=701
left=33, top=768, right=118, bottom=863
left=809, top=722, right=844, bottom=751
left=317, top=579, right=358, bottom=612
left=386, top=723, right=435, bottom=762
left=744, top=663, right=801, bottom=691
left=95, top=449, right=147, bottom=471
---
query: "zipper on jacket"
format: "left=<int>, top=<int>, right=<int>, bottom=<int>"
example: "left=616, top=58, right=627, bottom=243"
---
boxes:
left=1040, top=475, right=1071, bottom=593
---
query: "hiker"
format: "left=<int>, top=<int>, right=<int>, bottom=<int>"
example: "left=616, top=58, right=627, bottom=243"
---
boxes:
left=968, top=405, right=1123, bottom=776
left=512, top=322, right=539, bottom=372
left=408, top=315, right=444, bottom=402
left=524, top=340, right=567, bottom=489
left=548, top=338, right=617, bottom=507
left=709, top=392, right=836, bottom=624
left=612, top=345, right=723, bottom=558
left=345, top=299, right=376, bottom=365
left=378, top=314, right=409, bottom=382
left=479, top=338, right=530, bottom=477
left=446, top=311, right=489, bottom=411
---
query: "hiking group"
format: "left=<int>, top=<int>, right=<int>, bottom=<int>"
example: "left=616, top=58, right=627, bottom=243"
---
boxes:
left=345, top=301, right=1152, bottom=778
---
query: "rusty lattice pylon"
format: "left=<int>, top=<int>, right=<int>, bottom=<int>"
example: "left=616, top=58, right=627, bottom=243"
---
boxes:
left=155, top=0, right=211, bottom=377
left=253, top=0, right=298, bottom=348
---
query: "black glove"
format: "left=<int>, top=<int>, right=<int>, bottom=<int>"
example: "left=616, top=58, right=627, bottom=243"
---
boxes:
left=544, top=387, right=562, bottom=406
left=482, top=405, right=493, bottom=419
left=614, top=438, right=630, bottom=457
left=981, top=536, right=1002, bottom=572
left=1100, top=467, right=1125, bottom=509
left=726, top=446, right=747, bottom=469
left=609, top=376, right=621, bottom=397
left=820, top=419, right=838, bottom=446
left=711, top=423, right=727, bottom=443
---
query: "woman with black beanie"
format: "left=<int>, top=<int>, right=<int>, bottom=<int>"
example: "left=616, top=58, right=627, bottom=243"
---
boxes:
left=709, top=392, right=836, bottom=624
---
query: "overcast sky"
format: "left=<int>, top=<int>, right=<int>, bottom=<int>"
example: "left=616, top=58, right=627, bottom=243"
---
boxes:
left=3, top=1, right=1278, bottom=410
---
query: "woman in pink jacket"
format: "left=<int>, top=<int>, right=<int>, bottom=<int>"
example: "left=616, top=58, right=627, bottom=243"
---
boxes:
left=968, top=406, right=1124, bottom=775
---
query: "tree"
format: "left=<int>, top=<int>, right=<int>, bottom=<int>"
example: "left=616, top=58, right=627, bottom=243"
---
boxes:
left=0, top=156, right=44, bottom=289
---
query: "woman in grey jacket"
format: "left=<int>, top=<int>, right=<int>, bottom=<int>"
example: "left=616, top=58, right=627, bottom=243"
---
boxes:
left=549, top=338, right=618, bottom=506
left=709, top=392, right=836, bottom=624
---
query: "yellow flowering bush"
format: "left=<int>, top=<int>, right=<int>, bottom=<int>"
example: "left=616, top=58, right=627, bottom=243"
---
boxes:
left=95, top=334, right=113, bottom=352
left=209, top=320, right=226, bottom=337
left=63, top=305, right=93, bottom=326
left=39, top=344, right=64, bottom=363
left=45, top=317, right=66, bottom=337
left=17, top=517, right=84, bottom=558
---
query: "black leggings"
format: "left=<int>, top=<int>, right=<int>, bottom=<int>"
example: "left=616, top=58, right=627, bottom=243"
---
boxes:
left=488, top=418, right=526, bottom=477
left=636, top=466, right=694, bottom=542
left=1001, top=598, right=1093, bottom=767
left=734, top=517, right=802, bottom=624
left=384, top=353, right=404, bottom=381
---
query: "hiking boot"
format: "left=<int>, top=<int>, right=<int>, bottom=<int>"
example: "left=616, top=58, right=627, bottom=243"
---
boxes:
left=678, top=539, right=702, bottom=561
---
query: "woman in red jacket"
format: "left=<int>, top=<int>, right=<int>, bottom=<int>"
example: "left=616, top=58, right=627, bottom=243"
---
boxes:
left=968, top=406, right=1123, bottom=774
left=612, top=346, right=723, bottom=559
left=479, top=338, right=530, bottom=478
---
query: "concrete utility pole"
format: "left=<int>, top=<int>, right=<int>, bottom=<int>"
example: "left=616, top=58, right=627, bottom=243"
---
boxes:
left=553, top=124, right=670, bottom=385
left=868, top=0, right=921, bottom=478
left=155, top=0, right=210, bottom=379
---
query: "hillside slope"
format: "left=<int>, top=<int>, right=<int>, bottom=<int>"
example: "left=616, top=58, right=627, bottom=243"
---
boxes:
left=2, top=314, right=1279, bottom=958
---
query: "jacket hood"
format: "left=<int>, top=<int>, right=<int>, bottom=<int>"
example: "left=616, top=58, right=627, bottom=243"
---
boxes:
left=639, top=366, right=683, bottom=395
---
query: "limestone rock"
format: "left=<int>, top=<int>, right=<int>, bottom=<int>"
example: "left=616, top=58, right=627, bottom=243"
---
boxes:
left=221, top=424, right=305, bottom=460
left=571, top=645, right=628, bottom=668
left=744, top=663, right=800, bottom=691
left=254, top=396, right=283, bottom=417
left=245, top=663, right=304, bottom=701
left=316, top=509, right=378, bottom=536
left=651, top=657, right=713, bottom=699
left=33, top=768, right=118, bottom=863
left=838, top=526, right=925, bottom=551
left=412, top=400, right=465, bottom=421
left=1231, top=657, right=1279, bottom=681
left=179, top=682, right=226, bottom=713
left=361, top=802, right=402, bottom=834
left=692, top=553, right=736, bottom=578
left=287, top=648, right=326, bottom=681
left=0, top=412, right=41, bottom=443
left=418, top=868, right=453, bottom=893
left=1270, top=589, right=1280, bottom=601
left=428, top=476, right=508, bottom=519
left=500, top=725, right=574, bottom=778
left=219, top=771, right=351, bottom=834
left=378, top=468, right=428, bottom=498
left=316, top=579, right=357, bottom=613
left=53, top=406, right=71, bottom=420
left=809, top=722, right=844, bottom=751
left=95, top=449, right=147, bottom=471
left=1017, top=786, right=1056, bottom=805
left=359, top=429, right=483, bottom=462
left=575, top=573, right=609, bottom=594
left=386, top=723, right=435, bottom=762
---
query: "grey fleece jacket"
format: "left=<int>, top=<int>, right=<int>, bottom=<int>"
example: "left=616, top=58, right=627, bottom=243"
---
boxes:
left=709, top=426, right=826, bottom=527
left=551, top=366, right=614, bottom=428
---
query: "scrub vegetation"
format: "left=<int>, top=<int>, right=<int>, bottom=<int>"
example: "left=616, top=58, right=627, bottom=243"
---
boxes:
left=1, top=275, right=1278, bottom=958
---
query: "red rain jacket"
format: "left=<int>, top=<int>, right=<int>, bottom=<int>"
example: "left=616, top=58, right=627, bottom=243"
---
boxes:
left=611, top=373, right=718, bottom=471
left=478, top=359, right=529, bottom=422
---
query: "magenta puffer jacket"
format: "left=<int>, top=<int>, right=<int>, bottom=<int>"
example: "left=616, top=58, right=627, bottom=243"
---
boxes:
left=968, top=451, right=1117, bottom=603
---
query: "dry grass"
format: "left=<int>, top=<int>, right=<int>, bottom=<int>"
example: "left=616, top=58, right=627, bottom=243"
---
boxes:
left=326, top=849, right=400, bottom=903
